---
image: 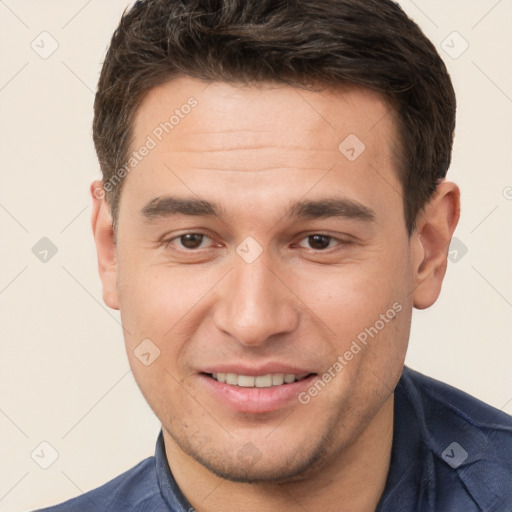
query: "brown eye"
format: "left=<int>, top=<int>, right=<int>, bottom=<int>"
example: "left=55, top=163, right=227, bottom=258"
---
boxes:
left=307, top=235, right=332, bottom=250
left=179, top=233, right=207, bottom=249
left=164, top=233, right=212, bottom=251
left=297, top=234, right=337, bottom=250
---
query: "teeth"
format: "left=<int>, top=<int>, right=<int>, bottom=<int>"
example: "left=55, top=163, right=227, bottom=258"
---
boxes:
left=255, top=375, right=272, bottom=387
left=211, top=372, right=309, bottom=388
left=238, top=375, right=255, bottom=387
left=226, top=373, right=238, bottom=385
left=272, top=374, right=284, bottom=385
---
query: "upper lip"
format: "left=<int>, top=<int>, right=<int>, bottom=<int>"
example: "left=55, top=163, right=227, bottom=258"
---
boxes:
left=200, top=363, right=315, bottom=376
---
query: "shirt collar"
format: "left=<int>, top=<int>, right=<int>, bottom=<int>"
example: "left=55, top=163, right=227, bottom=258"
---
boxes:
left=155, top=430, right=195, bottom=511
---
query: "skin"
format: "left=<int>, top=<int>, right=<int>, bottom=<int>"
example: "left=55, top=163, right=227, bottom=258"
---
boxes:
left=91, top=77, right=460, bottom=511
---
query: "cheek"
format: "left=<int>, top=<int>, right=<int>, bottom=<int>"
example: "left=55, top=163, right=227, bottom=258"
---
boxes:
left=298, top=246, right=412, bottom=378
left=117, top=261, right=198, bottom=338
left=302, top=257, right=407, bottom=332
left=116, top=260, right=222, bottom=390
left=116, top=264, right=198, bottom=417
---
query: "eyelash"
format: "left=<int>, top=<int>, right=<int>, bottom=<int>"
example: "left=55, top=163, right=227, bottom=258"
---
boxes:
left=162, top=232, right=351, bottom=252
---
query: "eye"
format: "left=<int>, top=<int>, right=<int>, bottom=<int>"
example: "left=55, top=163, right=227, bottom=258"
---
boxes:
left=297, top=234, right=347, bottom=251
left=164, top=233, right=213, bottom=251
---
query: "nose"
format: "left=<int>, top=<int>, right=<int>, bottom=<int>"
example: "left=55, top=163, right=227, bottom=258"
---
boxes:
left=213, top=249, right=299, bottom=348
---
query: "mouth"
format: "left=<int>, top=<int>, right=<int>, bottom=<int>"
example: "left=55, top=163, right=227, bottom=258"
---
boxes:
left=199, top=371, right=318, bottom=413
left=205, top=372, right=314, bottom=388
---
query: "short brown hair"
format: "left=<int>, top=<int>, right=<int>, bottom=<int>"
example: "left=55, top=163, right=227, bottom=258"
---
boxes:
left=93, top=0, right=456, bottom=235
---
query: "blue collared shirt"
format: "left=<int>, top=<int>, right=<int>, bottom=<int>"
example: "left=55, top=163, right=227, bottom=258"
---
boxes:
left=34, top=367, right=512, bottom=511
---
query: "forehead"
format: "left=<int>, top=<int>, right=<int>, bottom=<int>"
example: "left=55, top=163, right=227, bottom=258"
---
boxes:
left=132, top=77, right=396, bottom=153
left=122, top=77, right=402, bottom=224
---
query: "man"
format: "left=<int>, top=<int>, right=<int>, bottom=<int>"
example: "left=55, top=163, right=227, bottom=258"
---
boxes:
left=36, top=0, right=512, bottom=510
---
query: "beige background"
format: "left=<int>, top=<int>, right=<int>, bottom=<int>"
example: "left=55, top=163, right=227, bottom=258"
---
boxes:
left=1, top=1, right=511, bottom=510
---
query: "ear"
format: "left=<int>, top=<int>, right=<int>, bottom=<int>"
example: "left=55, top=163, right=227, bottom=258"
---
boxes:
left=411, top=180, right=460, bottom=310
left=90, top=180, right=119, bottom=310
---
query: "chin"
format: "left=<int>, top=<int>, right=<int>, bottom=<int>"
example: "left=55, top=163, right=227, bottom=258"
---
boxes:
left=176, top=427, right=336, bottom=485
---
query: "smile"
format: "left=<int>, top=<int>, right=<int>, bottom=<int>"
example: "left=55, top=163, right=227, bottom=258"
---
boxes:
left=209, top=372, right=312, bottom=388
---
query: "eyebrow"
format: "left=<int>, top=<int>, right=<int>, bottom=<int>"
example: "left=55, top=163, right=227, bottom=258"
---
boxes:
left=141, top=196, right=223, bottom=220
left=140, top=195, right=376, bottom=223
left=286, top=197, right=376, bottom=222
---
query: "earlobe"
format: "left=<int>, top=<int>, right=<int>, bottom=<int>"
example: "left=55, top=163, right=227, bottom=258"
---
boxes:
left=412, top=180, right=460, bottom=310
left=90, top=180, right=120, bottom=310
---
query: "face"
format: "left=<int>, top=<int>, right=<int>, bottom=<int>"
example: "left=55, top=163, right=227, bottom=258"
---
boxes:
left=93, top=77, right=436, bottom=483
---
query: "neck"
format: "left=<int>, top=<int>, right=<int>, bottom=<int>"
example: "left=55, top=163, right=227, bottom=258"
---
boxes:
left=163, top=394, right=394, bottom=512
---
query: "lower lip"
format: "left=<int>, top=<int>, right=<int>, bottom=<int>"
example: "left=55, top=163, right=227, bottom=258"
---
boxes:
left=198, top=373, right=317, bottom=413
